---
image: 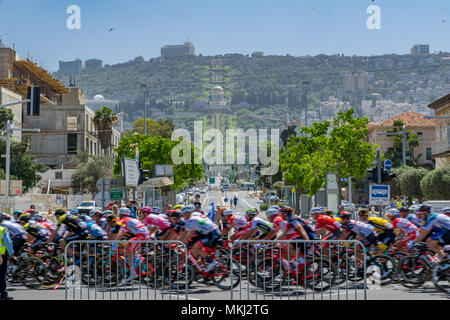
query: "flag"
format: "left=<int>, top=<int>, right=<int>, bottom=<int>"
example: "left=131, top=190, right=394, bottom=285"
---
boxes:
left=207, top=203, right=215, bottom=221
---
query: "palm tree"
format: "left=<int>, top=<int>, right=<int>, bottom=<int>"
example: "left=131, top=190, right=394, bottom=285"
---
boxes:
left=93, top=107, right=118, bottom=155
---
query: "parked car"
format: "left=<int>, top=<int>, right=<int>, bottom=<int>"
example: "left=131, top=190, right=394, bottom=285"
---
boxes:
left=76, top=201, right=98, bottom=214
left=340, top=200, right=356, bottom=212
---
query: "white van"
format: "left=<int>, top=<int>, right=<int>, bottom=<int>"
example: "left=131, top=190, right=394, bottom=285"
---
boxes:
left=423, top=201, right=450, bottom=214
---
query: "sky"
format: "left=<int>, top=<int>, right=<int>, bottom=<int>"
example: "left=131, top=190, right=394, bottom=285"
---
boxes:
left=0, top=0, right=449, bottom=72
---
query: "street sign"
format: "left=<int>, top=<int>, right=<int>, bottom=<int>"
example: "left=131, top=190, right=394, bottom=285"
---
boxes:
left=122, top=157, right=140, bottom=187
left=110, top=188, right=124, bottom=201
left=96, top=178, right=111, bottom=191
left=384, top=159, right=392, bottom=171
left=254, top=174, right=259, bottom=179
left=209, top=177, right=215, bottom=184
left=369, top=185, right=390, bottom=206
left=223, top=184, right=229, bottom=190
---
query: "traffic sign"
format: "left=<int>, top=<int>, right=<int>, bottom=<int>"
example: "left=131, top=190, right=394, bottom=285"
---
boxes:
left=122, top=157, right=140, bottom=187
left=223, top=184, right=229, bottom=190
left=369, top=185, right=390, bottom=206
left=254, top=174, right=259, bottom=179
left=384, top=159, right=392, bottom=171
left=110, top=188, right=124, bottom=201
left=96, top=178, right=111, bottom=191
left=209, top=177, right=215, bottom=184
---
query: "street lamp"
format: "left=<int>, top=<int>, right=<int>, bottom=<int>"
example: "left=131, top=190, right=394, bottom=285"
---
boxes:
left=140, top=84, right=148, bottom=134
left=376, top=124, right=407, bottom=166
left=302, top=81, right=310, bottom=127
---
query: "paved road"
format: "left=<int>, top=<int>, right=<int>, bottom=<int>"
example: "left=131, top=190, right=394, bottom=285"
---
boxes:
left=7, top=191, right=449, bottom=301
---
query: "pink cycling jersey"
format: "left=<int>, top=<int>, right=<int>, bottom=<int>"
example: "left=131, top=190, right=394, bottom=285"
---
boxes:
left=120, top=217, right=150, bottom=236
left=392, top=218, right=418, bottom=234
left=228, top=215, right=249, bottom=230
left=144, top=214, right=170, bottom=231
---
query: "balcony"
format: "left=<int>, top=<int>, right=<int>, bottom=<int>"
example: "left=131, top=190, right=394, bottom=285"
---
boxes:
left=432, top=138, right=450, bottom=156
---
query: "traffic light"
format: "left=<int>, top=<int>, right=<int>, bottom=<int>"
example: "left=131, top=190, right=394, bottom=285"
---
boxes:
left=382, top=169, right=396, bottom=182
left=367, top=167, right=378, bottom=183
left=27, top=86, right=40, bottom=116
left=138, top=163, right=150, bottom=185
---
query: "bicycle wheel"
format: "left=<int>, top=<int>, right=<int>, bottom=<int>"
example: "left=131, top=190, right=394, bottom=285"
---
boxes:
left=101, top=257, right=125, bottom=287
left=432, top=259, right=449, bottom=294
left=164, top=259, right=194, bottom=290
left=40, top=255, right=64, bottom=286
left=304, top=256, right=337, bottom=291
left=19, top=257, right=48, bottom=289
left=248, top=258, right=285, bottom=291
left=140, top=257, right=164, bottom=288
left=397, top=255, right=430, bottom=288
left=369, top=254, right=397, bottom=286
left=212, top=255, right=241, bottom=290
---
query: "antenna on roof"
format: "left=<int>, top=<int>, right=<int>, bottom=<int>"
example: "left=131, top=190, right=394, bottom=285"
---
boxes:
left=69, top=75, right=73, bottom=87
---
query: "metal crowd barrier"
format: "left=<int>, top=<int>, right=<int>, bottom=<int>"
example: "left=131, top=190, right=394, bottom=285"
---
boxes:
left=230, top=240, right=368, bottom=300
left=64, top=240, right=189, bottom=300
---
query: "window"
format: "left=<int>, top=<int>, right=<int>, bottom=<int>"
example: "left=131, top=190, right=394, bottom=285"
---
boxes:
left=416, top=132, right=423, bottom=136
left=67, top=116, right=77, bottom=131
left=426, top=148, right=432, bottom=161
left=55, top=172, right=63, bottom=180
left=68, top=133, right=78, bottom=154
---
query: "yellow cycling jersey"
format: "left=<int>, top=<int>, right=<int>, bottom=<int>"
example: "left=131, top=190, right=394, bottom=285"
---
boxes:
left=367, top=217, right=393, bottom=233
left=334, top=217, right=342, bottom=223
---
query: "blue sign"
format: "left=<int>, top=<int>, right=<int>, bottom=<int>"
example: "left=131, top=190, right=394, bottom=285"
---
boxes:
left=369, top=185, right=390, bottom=205
left=223, top=184, right=229, bottom=190
left=254, top=174, right=259, bottom=179
left=207, top=203, right=215, bottom=221
left=384, top=159, right=392, bottom=171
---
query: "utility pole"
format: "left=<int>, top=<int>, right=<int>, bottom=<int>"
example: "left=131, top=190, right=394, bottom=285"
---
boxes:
left=376, top=148, right=382, bottom=217
left=141, top=84, right=148, bottom=135
left=302, top=81, right=310, bottom=127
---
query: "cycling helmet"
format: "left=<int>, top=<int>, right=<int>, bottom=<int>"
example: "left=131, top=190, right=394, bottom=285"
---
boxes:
left=442, top=207, right=450, bottom=214
left=386, top=208, right=400, bottom=218
left=90, top=210, right=104, bottom=217
left=245, top=208, right=258, bottom=216
left=54, top=208, right=66, bottom=216
left=103, top=210, right=113, bottom=215
left=417, top=204, right=432, bottom=213
left=222, top=210, right=233, bottom=216
left=104, top=213, right=117, bottom=222
left=12, top=210, right=23, bottom=217
left=181, top=204, right=195, bottom=214
left=279, top=206, right=294, bottom=215
left=399, top=207, right=410, bottom=213
left=151, top=207, right=162, bottom=214
left=310, top=207, right=323, bottom=215
left=266, top=207, right=280, bottom=217
left=173, top=204, right=183, bottom=210
left=70, top=209, right=79, bottom=215
left=19, top=213, right=31, bottom=222
left=118, top=207, right=131, bottom=217
left=32, top=214, right=44, bottom=222
left=358, top=208, right=370, bottom=217
left=167, top=210, right=181, bottom=218
left=0, top=212, right=12, bottom=221
left=339, top=211, right=352, bottom=219
left=268, top=205, right=281, bottom=210
left=140, top=206, right=153, bottom=215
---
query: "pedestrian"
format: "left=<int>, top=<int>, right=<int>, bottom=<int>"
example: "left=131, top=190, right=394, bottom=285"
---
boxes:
left=0, top=224, right=14, bottom=300
left=127, top=200, right=140, bottom=219
left=233, top=195, right=238, bottom=209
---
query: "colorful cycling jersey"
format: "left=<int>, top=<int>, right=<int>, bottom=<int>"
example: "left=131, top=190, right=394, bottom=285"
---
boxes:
left=86, top=221, right=108, bottom=238
left=249, top=217, right=274, bottom=234
left=407, top=214, right=425, bottom=227
left=184, top=216, right=219, bottom=235
left=39, top=221, right=57, bottom=233
left=424, top=214, right=450, bottom=232
left=96, top=218, right=108, bottom=230
left=144, top=214, right=170, bottom=231
left=314, top=215, right=342, bottom=232
left=283, top=216, right=316, bottom=239
left=0, top=221, right=28, bottom=239
left=342, top=220, right=375, bottom=238
left=120, top=217, right=149, bottom=236
left=271, top=215, right=286, bottom=231
left=228, top=215, right=249, bottom=230
left=169, top=219, right=186, bottom=233
left=57, top=214, right=88, bottom=234
left=192, top=212, right=208, bottom=219
left=392, top=218, right=418, bottom=234
left=24, top=221, right=50, bottom=239
left=367, top=217, right=393, bottom=234
left=79, top=215, right=95, bottom=223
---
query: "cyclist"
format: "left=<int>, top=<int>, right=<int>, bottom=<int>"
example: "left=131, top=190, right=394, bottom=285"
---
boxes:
left=140, top=206, right=171, bottom=238
left=0, top=213, right=28, bottom=255
left=442, top=207, right=450, bottom=218
left=239, top=209, right=275, bottom=240
left=18, top=214, right=50, bottom=258
left=310, top=208, right=343, bottom=240
left=49, top=209, right=89, bottom=256
left=414, top=204, right=450, bottom=259
left=400, top=207, right=425, bottom=228
left=264, top=206, right=285, bottom=241
left=220, top=210, right=249, bottom=241
left=92, top=210, right=108, bottom=230
left=179, top=205, right=221, bottom=273
left=103, top=213, right=122, bottom=239
left=12, top=210, right=23, bottom=222
left=358, top=208, right=395, bottom=255
left=385, top=208, right=418, bottom=253
left=165, top=210, right=186, bottom=241
left=338, top=211, right=377, bottom=266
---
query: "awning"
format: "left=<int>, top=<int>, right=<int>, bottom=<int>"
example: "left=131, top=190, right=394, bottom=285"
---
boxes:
left=141, top=177, right=174, bottom=188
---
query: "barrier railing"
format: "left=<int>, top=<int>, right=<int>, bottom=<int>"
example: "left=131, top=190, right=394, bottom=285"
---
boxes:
left=63, top=240, right=189, bottom=300
left=230, top=240, right=369, bottom=300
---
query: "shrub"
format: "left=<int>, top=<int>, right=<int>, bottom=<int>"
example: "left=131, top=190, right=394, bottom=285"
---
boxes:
left=420, top=167, right=450, bottom=200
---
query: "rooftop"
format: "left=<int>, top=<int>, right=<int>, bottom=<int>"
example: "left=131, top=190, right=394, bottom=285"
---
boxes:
left=428, top=93, right=450, bottom=110
left=367, top=111, right=435, bottom=128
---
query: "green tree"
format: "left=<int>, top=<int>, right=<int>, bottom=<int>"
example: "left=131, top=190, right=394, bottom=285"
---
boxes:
left=0, top=108, right=14, bottom=131
left=420, top=167, right=450, bottom=200
left=93, top=107, right=118, bottom=153
left=0, top=139, right=48, bottom=192
left=384, top=120, right=420, bottom=168
left=133, top=118, right=175, bottom=138
left=390, top=165, right=412, bottom=198
left=71, top=150, right=114, bottom=195
left=280, top=121, right=332, bottom=213
left=399, top=167, right=428, bottom=202
left=113, top=134, right=203, bottom=189
left=328, top=109, right=376, bottom=202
